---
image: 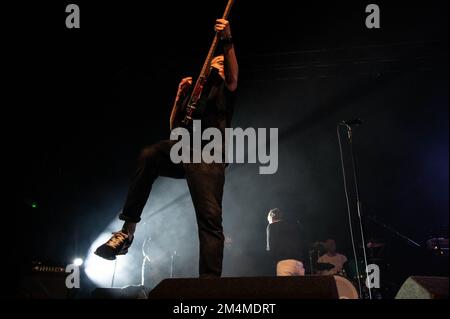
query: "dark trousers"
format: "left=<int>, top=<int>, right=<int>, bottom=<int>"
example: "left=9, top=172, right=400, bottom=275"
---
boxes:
left=119, top=140, right=225, bottom=278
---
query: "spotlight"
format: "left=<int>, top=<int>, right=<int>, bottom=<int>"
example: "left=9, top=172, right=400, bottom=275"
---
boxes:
left=73, top=258, right=84, bottom=266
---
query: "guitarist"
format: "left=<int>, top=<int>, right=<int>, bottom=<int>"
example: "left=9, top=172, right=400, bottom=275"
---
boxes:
left=95, top=19, right=239, bottom=279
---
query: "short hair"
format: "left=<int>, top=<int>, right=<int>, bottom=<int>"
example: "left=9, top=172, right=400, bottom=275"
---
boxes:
left=268, top=208, right=283, bottom=220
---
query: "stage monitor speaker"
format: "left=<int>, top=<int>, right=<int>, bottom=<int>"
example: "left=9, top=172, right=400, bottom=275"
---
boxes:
left=91, top=285, right=148, bottom=299
left=395, top=276, right=448, bottom=299
left=148, top=276, right=339, bottom=299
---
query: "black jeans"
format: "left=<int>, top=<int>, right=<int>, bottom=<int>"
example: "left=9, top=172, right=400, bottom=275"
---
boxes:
left=119, top=140, right=225, bottom=278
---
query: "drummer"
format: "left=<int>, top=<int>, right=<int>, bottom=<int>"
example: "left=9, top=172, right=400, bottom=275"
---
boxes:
left=317, top=239, right=348, bottom=276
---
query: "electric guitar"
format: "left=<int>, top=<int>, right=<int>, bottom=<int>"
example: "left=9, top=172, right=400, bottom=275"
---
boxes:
left=180, top=0, right=235, bottom=127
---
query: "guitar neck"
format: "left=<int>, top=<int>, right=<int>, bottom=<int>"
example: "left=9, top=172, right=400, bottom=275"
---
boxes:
left=193, top=0, right=235, bottom=89
left=181, top=0, right=235, bottom=126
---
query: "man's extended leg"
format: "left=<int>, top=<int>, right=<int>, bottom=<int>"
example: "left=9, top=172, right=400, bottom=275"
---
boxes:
left=184, top=162, right=226, bottom=278
left=95, top=140, right=184, bottom=260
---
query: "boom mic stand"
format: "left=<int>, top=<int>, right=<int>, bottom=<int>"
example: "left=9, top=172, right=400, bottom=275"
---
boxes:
left=337, top=119, right=372, bottom=299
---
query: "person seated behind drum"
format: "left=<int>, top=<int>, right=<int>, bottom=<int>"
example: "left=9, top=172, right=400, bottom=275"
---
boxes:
left=317, top=239, right=348, bottom=276
left=266, top=208, right=305, bottom=276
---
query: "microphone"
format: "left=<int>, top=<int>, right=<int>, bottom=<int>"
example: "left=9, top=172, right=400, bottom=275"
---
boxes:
left=340, top=119, right=363, bottom=126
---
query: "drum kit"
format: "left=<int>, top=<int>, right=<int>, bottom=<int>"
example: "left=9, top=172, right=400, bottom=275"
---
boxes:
left=309, top=239, right=387, bottom=299
left=333, top=275, right=359, bottom=299
left=312, top=260, right=360, bottom=299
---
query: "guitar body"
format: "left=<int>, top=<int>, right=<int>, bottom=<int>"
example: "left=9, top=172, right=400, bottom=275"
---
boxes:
left=181, top=76, right=208, bottom=127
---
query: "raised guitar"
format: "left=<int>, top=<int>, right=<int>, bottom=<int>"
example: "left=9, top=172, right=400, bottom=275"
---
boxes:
left=180, top=0, right=235, bottom=127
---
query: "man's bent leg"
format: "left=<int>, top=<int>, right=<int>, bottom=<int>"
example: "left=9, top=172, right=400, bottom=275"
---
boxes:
left=95, top=140, right=184, bottom=260
left=120, top=140, right=184, bottom=224
left=184, top=162, right=225, bottom=278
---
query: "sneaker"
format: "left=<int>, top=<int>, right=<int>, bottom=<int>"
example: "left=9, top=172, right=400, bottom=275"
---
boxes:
left=94, top=230, right=134, bottom=260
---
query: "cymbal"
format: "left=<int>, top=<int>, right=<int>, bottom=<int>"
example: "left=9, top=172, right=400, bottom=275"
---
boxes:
left=359, top=241, right=385, bottom=248
left=367, top=242, right=385, bottom=248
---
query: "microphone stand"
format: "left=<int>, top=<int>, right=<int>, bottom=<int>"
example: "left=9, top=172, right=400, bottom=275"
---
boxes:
left=170, top=251, right=177, bottom=278
left=367, top=215, right=421, bottom=248
left=338, top=122, right=372, bottom=299
left=308, top=250, right=314, bottom=275
left=141, top=236, right=152, bottom=288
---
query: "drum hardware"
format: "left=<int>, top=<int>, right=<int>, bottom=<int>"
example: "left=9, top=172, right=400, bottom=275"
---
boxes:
left=426, top=238, right=449, bottom=256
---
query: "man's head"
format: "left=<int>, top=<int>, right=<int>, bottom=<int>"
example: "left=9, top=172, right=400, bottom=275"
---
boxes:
left=324, top=239, right=337, bottom=254
left=211, top=55, right=225, bottom=79
left=267, top=208, right=283, bottom=224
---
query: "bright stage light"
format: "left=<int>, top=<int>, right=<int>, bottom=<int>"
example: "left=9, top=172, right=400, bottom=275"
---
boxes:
left=85, top=187, right=196, bottom=288
left=73, top=258, right=84, bottom=266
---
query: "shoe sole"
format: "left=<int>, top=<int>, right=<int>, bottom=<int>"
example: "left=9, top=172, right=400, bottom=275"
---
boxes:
left=94, top=250, right=117, bottom=261
left=94, top=247, right=130, bottom=261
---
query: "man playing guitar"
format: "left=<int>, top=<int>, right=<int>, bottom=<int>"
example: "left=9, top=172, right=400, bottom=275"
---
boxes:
left=94, top=17, right=238, bottom=279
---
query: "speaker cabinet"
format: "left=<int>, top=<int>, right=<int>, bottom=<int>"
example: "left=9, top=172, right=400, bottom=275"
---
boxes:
left=148, top=276, right=339, bottom=299
left=395, top=276, right=448, bottom=299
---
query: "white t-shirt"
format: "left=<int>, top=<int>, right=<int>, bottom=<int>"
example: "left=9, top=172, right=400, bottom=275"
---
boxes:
left=317, top=253, right=348, bottom=275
